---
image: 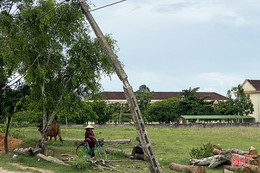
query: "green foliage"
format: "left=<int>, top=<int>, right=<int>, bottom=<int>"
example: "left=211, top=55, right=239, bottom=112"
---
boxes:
left=1, top=0, right=117, bottom=130
left=91, top=100, right=112, bottom=124
left=109, top=103, right=131, bottom=123
left=214, top=84, right=254, bottom=119
left=147, top=97, right=180, bottom=122
left=179, top=87, right=215, bottom=115
left=189, top=142, right=214, bottom=159
left=57, top=94, right=98, bottom=124
left=136, top=84, right=153, bottom=117
left=71, top=156, right=92, bottom=170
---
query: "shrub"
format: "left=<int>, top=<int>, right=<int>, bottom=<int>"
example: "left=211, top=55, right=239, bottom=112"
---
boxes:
left=189, top=142, right=214, bottom=159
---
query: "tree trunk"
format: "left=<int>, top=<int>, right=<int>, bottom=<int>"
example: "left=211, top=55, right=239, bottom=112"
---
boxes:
left=0, top=85, right=3, bottom=120
left=190, top=152, right=231, bottom=168
left=40, top=79, right=48, bottom=155
left=231, top=153, right=259, bottom=166
left=223, top=165, right=251, bottom=173
left=213, top=145, right=222, bottom=154
left=4, top=115, right=12, bottom=154
left=223, top=169, right=234, bottom=173
left=248, top=146, right=258, bottom=155
left=169, top=162, right=206, bottom=173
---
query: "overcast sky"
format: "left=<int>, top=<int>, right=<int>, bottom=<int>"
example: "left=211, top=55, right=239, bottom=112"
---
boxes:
left=88, top=0, right=260, bottom=96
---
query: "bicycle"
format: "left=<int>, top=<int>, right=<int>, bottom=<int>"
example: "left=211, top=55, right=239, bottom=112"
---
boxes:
left=76, top=139, right=107, bottom=160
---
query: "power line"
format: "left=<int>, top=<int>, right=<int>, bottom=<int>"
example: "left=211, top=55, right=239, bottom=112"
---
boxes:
left=89, top=0, right=127, bottom=12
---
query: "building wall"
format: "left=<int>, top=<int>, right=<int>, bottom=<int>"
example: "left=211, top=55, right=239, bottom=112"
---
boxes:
left=243, top=81, right=255, bottom=91
left=248, top=93, right=259, bottom=122
left=242, top=81, right=259, bottom=122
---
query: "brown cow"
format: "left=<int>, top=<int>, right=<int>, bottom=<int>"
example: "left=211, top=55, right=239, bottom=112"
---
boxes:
left=38, top=121, right=63, bottom=144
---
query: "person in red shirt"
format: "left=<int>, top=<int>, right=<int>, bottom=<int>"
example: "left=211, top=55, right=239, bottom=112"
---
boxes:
left=84, top=125, right=96, bottom=158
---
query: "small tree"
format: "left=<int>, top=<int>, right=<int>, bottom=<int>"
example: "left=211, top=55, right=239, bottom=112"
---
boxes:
left=2, top=84, right=30, bottom=153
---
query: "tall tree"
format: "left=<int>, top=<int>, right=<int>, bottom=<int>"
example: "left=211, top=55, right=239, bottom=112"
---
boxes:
left=0, top=0, right=33, bottom=153
left=135, top=84, right=153, bottom=117
left=215, top=84, right=254, bottom=122
left=1, top=0, right=115, bottom=154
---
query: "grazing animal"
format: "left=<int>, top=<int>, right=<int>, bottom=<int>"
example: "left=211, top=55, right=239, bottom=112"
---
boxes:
left=38, top=121, right=63, bottom=144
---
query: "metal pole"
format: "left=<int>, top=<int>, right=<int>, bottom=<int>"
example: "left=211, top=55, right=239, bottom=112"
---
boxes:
left=79, top=1, right=162, bottom=172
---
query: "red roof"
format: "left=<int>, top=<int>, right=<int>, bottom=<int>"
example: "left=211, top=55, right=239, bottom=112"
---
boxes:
left=102, top=91, right=227, bottom=101
left=246, top=79, right=260, bottom=90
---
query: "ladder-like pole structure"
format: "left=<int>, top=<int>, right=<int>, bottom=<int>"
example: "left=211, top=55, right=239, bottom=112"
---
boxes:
left=79, top=1, right=162, bottom=173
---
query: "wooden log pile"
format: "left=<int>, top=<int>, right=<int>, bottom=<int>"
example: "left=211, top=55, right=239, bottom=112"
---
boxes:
left=169, top=145, right=259, bottom=173
left=190, top=145, right=260, bottom=173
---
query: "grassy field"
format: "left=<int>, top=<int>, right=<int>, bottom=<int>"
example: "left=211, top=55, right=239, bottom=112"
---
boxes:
left=0, top=125, right=259, bottom=172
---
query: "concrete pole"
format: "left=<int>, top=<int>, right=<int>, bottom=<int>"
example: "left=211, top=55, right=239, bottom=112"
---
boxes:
left=79, top=1, right=162, bottom=172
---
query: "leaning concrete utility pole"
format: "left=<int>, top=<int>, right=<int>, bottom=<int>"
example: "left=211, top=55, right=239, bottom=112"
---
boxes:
left=79, top=1, right=162, bottom=173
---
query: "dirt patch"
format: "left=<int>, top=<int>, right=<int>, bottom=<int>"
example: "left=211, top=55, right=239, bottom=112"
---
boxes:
left=8, top=163, right=54, bottom=173
left=0, top=166, right=31, bottom=173
left=0, top=133, right=23, bottom=153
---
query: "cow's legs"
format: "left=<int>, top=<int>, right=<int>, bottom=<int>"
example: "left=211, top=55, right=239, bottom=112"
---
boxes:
left=53, top=136, right=57, bottom=144
left=50, top=136, right=52, bottom=144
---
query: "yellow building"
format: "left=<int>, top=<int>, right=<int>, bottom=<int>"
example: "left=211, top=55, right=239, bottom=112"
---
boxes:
left=242, top=79, right=260, bottom=122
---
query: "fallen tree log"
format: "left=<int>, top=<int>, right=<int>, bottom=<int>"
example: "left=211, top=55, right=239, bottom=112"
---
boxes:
left=223, top=165, right=251, bottom=173
left=105, top=147, right=122, bottom=154
left=169, top=162, right=206, bottom=173
left=105, top=147, right=147, bottom=160
left=231, top=153, right=259, bottom=166
left=244, top=165, right=260, bottom=173
left=63, top=139, right=131, bottom=144
left=14, top=147, right=41, bottom=156
left=249, top=146, right=258, bottom=156
left=213, top=145, right=222, bottom=154
left=214, top=145, right=258, bottom=156
left=37, top=153, right=69, bottom=166
left=123, top=150, right=147, bottom=160
left=223, top=168, right=234, bottom=173
left=190, top=152, right=231, bottom=168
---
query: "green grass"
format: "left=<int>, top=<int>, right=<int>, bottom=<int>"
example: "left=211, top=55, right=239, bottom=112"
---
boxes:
left=0, top=126, right=259, bottom=172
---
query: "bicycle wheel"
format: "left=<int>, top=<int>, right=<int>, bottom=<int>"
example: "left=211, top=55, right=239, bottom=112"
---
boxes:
left=96, top=146, right=107, bottom=160
left=76, top=143, right=91, bottom=159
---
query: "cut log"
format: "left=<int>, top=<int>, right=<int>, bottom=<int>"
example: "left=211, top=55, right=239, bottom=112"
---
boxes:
left=249, top=146, right=258, bottom=156
left=63, top=138, right=131, bottom=144
left=223, top=169, right=234, bottom=173
left=223, top=165, right=251, bottom=173
left=213, top=145, right=222, bottom=154
left=169, top=162, right=206, bottom=173
left=190, top=152, right=231, bottom=168
left=104, top=139, right=131, bottom=144
left=244, top=165, right=260, bottom=173
left=224, top=149, right=248, bottom=155
left=14, top=147, right=41, bottom=156
left=123, top=150, right=147, bottom=160
left=37, top=153, right=69, bottom=166
left=231, top=153, right=259, bottom=166
left=105, top=147, right=122, bottom=154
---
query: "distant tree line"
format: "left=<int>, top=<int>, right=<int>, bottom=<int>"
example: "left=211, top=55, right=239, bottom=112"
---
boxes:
left=136, top=85, right=254, bottom=123
left=0, top=84, right=254, bottom=127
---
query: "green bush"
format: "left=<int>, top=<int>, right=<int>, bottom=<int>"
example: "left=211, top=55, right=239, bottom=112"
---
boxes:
left=189, top=142, right=214, bottom=159
left=71, top=156, right=91, bottom=170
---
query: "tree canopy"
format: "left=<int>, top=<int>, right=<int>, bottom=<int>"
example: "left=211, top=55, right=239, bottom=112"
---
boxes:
left=1, top=0, right=116, bottom=154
